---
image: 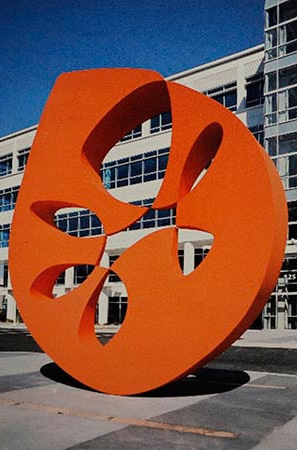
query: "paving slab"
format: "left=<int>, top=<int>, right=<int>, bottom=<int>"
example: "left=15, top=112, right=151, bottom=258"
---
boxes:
left=0, top=351, right=297, bottom=450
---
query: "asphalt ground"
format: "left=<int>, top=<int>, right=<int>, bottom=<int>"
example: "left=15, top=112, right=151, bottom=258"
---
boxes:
left=1, top=328, right=297, bottom=450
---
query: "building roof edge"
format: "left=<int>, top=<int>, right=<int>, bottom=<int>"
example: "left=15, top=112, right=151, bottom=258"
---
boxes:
left=166, top=44, right=265, bottom=81
left=0, top=124, right=38, bottom=143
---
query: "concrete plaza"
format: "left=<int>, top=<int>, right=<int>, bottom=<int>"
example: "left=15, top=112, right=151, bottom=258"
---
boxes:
left=0, top=326, right=296, bottom=450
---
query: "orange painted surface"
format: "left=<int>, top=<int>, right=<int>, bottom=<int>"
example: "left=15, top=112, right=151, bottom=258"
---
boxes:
left=9, top=69, right=287, bottom=395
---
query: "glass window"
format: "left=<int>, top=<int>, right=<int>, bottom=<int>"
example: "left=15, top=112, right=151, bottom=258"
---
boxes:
left=0, top=224, right=10, bottom=248
left=74, top=265, right=94, bottom=284
left=130, top=160, right=142, bottom=184
left=0, top=186, right=19, bottom=212
left=279, top=65, right=297, bottom=89
left=55, top=272, right=65, bottom=285
left=109, top=255, right=121, bottom=282
left=265, top=92, right=277, bottom=125
left=150, top=115, right=159, bottom=131
left=0, top=154, right=12, bottom=177
left=280, top=0, right=297, bottom=24
left=120, top=125, right=142, bottom=142
left=266, top=6, right=277, bottom=27
left=279, top=132, right=297, bottom=155
left=289, top=86, right=297, bottom=120
left=289, top=154, right=297, bottom=175
left=206, top=82, right=237, bottom=111
left=157, top=209, right=171, bottom=227
left=266, top=136, right=277, bottom=156
left=17, top=148, right=30, bottom=171
left=117, top=163, right=129, bottom=187
left=266, top=27, right=277, bottom=48
left=0, top=263, right=8, bottom=287
left=101, top=148, right=169, bottom=189
left=142, top=209, right=156, bottom=228
left=266, top=72, right=277, bottom=91
left=55, top=209, right=103, bottom=237
left=279, top=86, right=297, bottom=122
left=246, top=74, right=264, bottom=107
left=101, top=167, right=115, bottom=189
left=150, top=112, right=172, bottom=133
left=279, top=19, right=297, bottom=56
left=224, top=91, right=237, bottom=109
left=144, top=157, right=157, bottom=182
left=178, top=249, right=184, bottom=272
left=249, top=125, right=264, bottom=146
left=127, top=199, right=175, bottom=230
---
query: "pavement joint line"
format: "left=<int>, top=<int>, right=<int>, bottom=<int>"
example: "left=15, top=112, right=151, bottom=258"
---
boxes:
left=204, top=381, right=288, bottom=390
left=0, top=398, right=237, bottom=439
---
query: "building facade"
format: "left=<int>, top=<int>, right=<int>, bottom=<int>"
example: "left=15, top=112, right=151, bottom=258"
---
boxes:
left=0, top=0, right=296, bottom=330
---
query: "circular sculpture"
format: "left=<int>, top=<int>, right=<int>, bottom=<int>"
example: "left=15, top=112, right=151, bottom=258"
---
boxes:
left=9, top=69, right=287, bottom=395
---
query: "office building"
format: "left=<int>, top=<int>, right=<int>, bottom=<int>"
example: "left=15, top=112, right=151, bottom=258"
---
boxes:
left=0, top=0, right=296, bottom=330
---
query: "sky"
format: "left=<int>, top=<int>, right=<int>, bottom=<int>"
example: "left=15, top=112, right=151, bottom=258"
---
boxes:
left=0, top=0, right=265, bottom=137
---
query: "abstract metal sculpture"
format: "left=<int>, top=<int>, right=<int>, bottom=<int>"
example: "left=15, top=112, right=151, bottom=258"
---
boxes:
left=9, top=69, right=287, bottom=395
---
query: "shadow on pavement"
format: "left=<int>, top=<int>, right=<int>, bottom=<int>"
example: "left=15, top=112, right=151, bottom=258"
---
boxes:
left=40, top=363, right=250, bottom=397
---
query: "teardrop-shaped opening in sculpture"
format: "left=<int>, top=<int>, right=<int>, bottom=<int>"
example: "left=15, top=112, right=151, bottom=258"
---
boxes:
left=51, top=265, right=96, bottom=299
left=99, top=112, right=172, bottom=205
left=179, top=122, right=223, bottom=198
left=177, top=228, right=214, bottom=275
left=95, top=268, right=128, bottom=345
left=52, top=269, right=67, bottom=298
left=54, top=208, right=104, bottom=237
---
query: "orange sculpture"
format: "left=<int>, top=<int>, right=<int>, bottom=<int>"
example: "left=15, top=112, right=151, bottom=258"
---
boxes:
left=9, top=69, right=287, bottom=395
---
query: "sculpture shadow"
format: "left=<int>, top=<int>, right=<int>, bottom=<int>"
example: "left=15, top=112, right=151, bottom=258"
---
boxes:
left=40, top=363, right=250, bottom=397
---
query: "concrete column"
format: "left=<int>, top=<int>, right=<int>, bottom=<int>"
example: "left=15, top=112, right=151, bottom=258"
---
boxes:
left=142, top=120, right=151, bottom=138
left=12, top=147, right=19, bottom=174
left=65, top=267, right=74, bottom=289
left=6, top=294, right=16, bottom=323
left=237, top=62, right=246, bottom=112
left=98, top=288, right=108, bottom=325
left=100, top=251, right=109, bottom=268
left=277, top=295, right=288, bottom=330
left=183, top=242, right=195, bottom=275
